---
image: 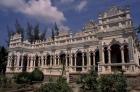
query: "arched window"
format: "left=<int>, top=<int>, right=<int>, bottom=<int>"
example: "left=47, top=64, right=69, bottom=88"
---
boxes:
left=67, top=54, right=69, bottom=66
left=90, top=52, right=94, bottom=65
left=76, top=51, right=82, bottom=71
left=84, top=52, right=87, bottom=66
left=11, top=54, right=15, bottom=70
left=35, top=55, right=39, bottom=67
left=124, top=45, right=129, bottom=63
left=111, top=44, right=122, bottom=71
left=104, top=47, right=108, bottom=64
left=46, top=55, right=50, bottom=65
left=22, top=55, right=28, bottom=72
left=111, top=44, right=121, bottom=63
left=72, top=53, right=75, bottom=66
left=19, top=55, right=22, bottom=66
left=95, top=49, right=99, bottom=71
left=60, top=53, right=66, bottom=65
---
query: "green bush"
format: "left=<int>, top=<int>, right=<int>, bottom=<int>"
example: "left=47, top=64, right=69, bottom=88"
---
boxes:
left=98, top=73, right=127, bottom=92
left=35, top=77, right=72, bottom=92
left=30, top=68, right=44, bottom=82
left=0, top=75, right=12, bottom=88
left=13, top=72, right=31, bottom=84
left=13, top=68, right=44, bottom=84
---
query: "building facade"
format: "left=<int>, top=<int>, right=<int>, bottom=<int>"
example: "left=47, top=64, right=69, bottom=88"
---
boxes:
left=6, top=6, right=140, bottom=82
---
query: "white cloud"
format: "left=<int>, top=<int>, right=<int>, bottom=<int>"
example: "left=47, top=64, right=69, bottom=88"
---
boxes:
left=75, top=0, right=87, bottom=12
left=0, top=0, right=66, bottom=24
left=60, top=0, right=74, bottom=3
left=59, top=25, right=70, bottom=31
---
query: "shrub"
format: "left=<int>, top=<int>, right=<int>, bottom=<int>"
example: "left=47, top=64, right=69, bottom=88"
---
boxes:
left=0, top=75, right=12, bottom=88
left=30, top=68, right=44, bottom=82
left=77, top=69, right=98, bottom=92
left=98, top=73, right=127, bottom=92
left=13, top=72, right=31, bottom=84
left=35, top=77, right=72, bottom=92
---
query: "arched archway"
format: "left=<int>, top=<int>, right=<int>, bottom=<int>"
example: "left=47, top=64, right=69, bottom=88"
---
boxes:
left=104, top=47, right=108, bottom=64
left=60, top=53, right=66, bottom=65
left=11, top=54, right=15, bottom=71
left=22, top=55, right=28, bottom=72
left=95, top=49, right=99, bottom=72
left=76, top=51, right=82, bottom=71
left=90, top=52, right=94, bottom=65
left=46, top=55, right=50, bottom=65
left=111, top=44, right=122, bottom=63
left=124, top=45, right=129, bottom=63
left=111, top=44, right=122, bottom=71
left=35, top=55, right=39, bottom=67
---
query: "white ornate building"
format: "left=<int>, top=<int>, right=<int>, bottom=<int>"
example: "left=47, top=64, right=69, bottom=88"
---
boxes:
left=6, top=6, right=140, bottom=82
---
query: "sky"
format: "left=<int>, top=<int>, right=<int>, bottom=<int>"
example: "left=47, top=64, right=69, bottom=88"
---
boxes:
left=0, top=0, right=140, bottom=46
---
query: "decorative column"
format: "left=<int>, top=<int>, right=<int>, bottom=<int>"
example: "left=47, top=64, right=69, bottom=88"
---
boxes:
left=88, top=52, right=91, bottom=69
left=21, top=55, right=24, bottom=68
left=82, top=53, right=85, bottom=71
left=41, top=55, right=45, bottom=67
left=16, top=54, right=20, bottom=68
left=93, top=53, right=95, bottom=68
left=74, top=54, right=76, bottom=71
left=128, top=36, right=134, bottom=62
left=121, top=46, right=125, bottom=63
left=50, top=55, right=52, bottom=66
left=58, top=56, right=60, bottom=66
left=107, top=47, right=111, bottom=72
left=70, top=54, right=73, bottom=66
left=27, top=56, right=29, bottom=70
left=121, top=46, right=125, bottom=70
left=66, top=54, right=68, bottom=67
left=108, top=48, right=111, bottom=64
left=30, top=56, right=33, bottom=71
left=45, top=56, right=47, bottom=65
left=54, top=55, right=56, bottom=66
left=102, top=48, right=105, bottom=65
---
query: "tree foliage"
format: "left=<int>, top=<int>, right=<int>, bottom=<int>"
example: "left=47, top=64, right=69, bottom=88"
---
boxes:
left=0, top=46, right=8, bottom=75
left=35, top=77, right=72, bottom=92
left=98, top=73, right=127, bottom=92
left=14, top=68, right=44, bottom=84
left=0, top=75, right=12, bottom=88
left=78, top=68, right=127, bottom=92
left=51, top=23, right=59, bottom=41
left=77, top=69, right=98, bottom=92
left=26, top=23, right=47, bottom=43
left=13, top=72, right=31, bottom=84
left=30, top=68, right=44, bottom=82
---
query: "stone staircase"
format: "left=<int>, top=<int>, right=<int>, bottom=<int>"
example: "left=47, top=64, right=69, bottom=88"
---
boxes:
left=69, top=75, right=75, bottom=83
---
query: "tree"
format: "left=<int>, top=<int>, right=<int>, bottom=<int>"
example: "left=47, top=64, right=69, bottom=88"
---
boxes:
left=26, top=23, right=47, bottom=43
left=51, top=28, right=55, bottom=41
left=13, top=72, right=31, bottom=84
left=77, top=68, right=98, bottom=92
left=0, top=75, right=12, bottom=88
left=135, top=25, right=140, bottom=33
left=40, top=28, right=47, bottom=41
left=15, top=20, right=24, bottom=41
left=98, top=73, right=127, bottom=92
left=35, top=77, right=72, bottom=92
left=54, top=23, right=59, bottom=36
left=0, top=46, right=8, bottom=75
left=34, top=24, right=40, bottom=41
left=30, top=68, right=44, bottom=82
left=6, top=25, right=14, bottom=47
left=26, top=22, right=33, bottom=43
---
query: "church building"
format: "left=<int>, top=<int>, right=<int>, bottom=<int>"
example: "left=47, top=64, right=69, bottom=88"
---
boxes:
left=6, top=6, right=140, bottom=82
